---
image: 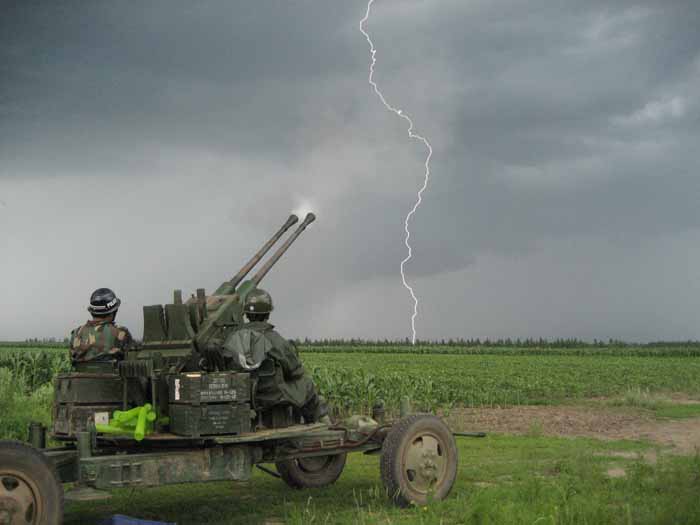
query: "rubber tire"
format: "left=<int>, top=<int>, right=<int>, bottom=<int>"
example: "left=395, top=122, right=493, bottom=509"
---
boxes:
left=0, top=440, right=64, bottom=525
left=275, top=453, right=347, bottom=489
left=380, top=414, right=458, bottom=507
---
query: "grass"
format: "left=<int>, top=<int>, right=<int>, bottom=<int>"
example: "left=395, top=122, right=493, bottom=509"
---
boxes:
left=604, top=387, right=700, bottom=420
left=0, top=367, right=54, bottom=441
left=61, top=435, right=700, bottom=525
left=653, top=404, right=700, bottom=419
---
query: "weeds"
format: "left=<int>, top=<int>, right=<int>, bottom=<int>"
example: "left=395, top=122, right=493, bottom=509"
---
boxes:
left=606, top=387, right=700, bottom=419
left=0, top=367, right=54, bottom=440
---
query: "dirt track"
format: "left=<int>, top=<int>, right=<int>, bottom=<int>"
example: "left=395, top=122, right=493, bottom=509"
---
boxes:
left=447, top=405, right=700, bottom=454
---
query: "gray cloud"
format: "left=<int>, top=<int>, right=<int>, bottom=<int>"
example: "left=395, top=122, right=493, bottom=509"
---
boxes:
left=1, top=0, right=699, bottom=341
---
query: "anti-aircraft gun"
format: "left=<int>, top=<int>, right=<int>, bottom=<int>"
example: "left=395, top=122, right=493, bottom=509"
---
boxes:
left=136, top=212, right=315, bottom=375
left=1, top=213, right=459, bottom=525
left=112, top=212, right=319, bottom=433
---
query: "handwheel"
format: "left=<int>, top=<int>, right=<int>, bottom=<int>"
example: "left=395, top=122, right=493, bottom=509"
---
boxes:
left=275, top=453, right=347, bottom=489
left=380, top=414, right=458, bottom=507
left=0, top=441, right=64, bottom=525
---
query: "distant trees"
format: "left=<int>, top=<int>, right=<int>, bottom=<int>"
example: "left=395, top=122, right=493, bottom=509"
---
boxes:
left=293, top=337, right=700, bottom=348
left=5, top=336, right=700, bottom=350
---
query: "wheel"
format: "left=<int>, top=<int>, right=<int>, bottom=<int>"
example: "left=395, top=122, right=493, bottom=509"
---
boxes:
left=0, top=441, right=64, bottom=525
left=275, top=453, right=347, bottom=489
left=380, top=414, right=458, bottom=507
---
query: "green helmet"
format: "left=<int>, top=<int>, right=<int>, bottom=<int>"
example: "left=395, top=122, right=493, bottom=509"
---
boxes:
left=244, top=288, right=273, bottom=315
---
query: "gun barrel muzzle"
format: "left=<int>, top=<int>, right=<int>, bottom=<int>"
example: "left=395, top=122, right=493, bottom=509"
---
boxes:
left=252, top=212, right=315, bottom=285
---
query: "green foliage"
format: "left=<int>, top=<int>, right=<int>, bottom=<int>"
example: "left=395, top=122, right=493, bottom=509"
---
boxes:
left=0, top=339, right=68, bottom=348
left=0, top=367, right=54, bottom=440
left=0, top=347, right=69, bottom=391
left=305, top=352, right=700, bottom=414
left=2, top=344, right=700, bottom=418
left=0, top=347, right=67, bottom=440
left=605, top=387, right=700, bottom=419
left=653, top=404, right=700, bottom=419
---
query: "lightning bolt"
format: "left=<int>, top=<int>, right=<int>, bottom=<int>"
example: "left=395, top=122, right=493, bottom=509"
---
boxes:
left=360, top=0, right=433, bottom=344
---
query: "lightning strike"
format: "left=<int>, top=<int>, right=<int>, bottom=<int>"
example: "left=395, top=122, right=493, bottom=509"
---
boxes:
left=360, top=0, right=433, bottom=344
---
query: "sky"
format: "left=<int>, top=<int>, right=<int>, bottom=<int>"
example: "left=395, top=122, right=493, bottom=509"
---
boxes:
left=1, top=0, right=699, bottom=342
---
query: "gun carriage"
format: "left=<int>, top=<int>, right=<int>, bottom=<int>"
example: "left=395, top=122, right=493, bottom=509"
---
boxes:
left=0, top=214, right=458, bottom=525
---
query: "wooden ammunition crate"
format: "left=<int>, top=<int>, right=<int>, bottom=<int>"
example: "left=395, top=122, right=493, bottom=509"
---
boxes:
left=169, top=403, right=252, bottom=437
left=167, top=372, right=251, bottom=405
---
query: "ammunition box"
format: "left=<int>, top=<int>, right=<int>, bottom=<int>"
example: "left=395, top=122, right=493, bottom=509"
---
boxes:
left=167, top=372, right=250, bottom=405
left=52, top=373, right=124, bottom=438
left=169, top=403, right=252, bottom=437
left=54, top=373, right=123, bottom=404
left=52, top=404, right=119, bottom=437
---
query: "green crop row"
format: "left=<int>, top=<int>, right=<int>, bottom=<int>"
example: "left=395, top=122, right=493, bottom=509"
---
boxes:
left=304, top=352, right=700, bottom=414
left=3, top=346, right=700, bottom=415
left=0, top=347, right=69, bottom=393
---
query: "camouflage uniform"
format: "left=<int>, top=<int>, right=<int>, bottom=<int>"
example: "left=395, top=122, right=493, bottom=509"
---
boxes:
left=69, top=319, right=135, bottom=363
left=222, top=321, right=322, bottom=420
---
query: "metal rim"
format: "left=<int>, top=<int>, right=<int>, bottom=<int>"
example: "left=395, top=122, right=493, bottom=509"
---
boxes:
left=296, top=455, right=334, bottom=474
left=401, top=431, right=449, bottom=494
left=0, top=469, right=41, bottom=525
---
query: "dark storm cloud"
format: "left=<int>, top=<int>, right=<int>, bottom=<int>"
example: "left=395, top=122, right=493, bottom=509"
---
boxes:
left=0, top=1, right=365, bottom=170
left=1, top=0, right=699, bottom=341
left=408, top=0, right=700, bottom=261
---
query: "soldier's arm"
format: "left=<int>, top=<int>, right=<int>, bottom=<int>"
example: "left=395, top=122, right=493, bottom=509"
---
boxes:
left=68, top=328, right=78, bottom=362
left=268, top=334, right=305, bottom=380
left=117, top=327, right=137, bottom=352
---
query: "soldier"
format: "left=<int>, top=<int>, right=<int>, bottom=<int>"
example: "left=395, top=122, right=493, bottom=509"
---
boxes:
left=221, top=288, right=330, bottom=424
left=69, top=288, right=135, bottom=364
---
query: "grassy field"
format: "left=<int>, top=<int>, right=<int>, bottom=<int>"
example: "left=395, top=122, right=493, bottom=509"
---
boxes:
left=305, top=352, right=700, bottom=414
left=2, top=344, right=700, bottom=523
left=62, top=435, right=700, bottom=525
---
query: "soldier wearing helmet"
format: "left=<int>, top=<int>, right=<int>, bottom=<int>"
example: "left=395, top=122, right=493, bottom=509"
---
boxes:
left=221, top=288, right=329, bottom=424
left=69, top=288, right=136, bottom=365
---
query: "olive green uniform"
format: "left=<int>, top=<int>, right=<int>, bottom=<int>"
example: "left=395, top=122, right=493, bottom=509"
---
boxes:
left=69, top=319, right=135, bottom=363
left=222, top=321, right=321, bottom=420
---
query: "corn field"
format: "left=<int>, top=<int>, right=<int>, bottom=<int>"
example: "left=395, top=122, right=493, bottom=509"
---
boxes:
left=2, top=344, right=700, bottom=419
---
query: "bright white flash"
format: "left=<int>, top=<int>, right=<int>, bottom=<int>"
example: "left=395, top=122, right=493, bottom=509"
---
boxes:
left=292, top=199, right=316, bottom=219
left=360, top=0, right=433, bottom=344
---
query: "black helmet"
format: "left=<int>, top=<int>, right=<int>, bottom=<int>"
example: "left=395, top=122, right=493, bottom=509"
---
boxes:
left=244, top=288, right=273, bottom=315
left=87, top=288, right=121, bottom=316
